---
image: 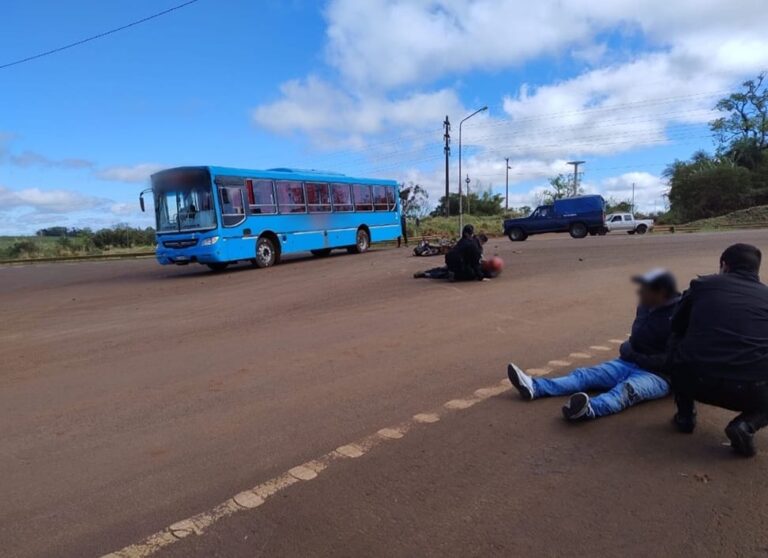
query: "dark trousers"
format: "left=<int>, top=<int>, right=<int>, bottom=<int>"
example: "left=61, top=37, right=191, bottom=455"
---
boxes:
left=673, top=366, right=768, bottom=432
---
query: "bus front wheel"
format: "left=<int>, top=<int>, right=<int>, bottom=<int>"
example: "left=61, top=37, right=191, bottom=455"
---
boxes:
left=348, top=228, right=370, bottom=254
left=255, top=236, right=279, bottom=268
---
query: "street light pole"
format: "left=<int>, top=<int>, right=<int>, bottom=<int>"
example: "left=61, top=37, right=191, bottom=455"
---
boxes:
left=505, top=157, right=511, bottom=212
left=458, top=105, right=487, bottom=233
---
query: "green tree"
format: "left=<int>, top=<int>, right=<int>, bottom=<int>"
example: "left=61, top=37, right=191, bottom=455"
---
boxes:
left=710, top=73, right=768, bottom=156
left=399, top=182, right=429, bottom=217
left=605, top=198, right=633, bottom=213
left=542, top=174, right=581, bottom=204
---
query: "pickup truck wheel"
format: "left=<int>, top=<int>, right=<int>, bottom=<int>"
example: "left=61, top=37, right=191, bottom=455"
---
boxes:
left=507, top=227, right=527, bottom=242
left=569, top=222, right=588, bottom=239
left=636, top=225, right=648, bottom=235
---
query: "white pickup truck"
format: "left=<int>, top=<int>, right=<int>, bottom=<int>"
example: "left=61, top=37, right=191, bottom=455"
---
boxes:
left=605, top=213, right=654, bottom=235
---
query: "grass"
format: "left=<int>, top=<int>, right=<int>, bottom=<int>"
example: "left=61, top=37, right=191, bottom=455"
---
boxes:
left=407, top=215, right=506, bottom=239
left=683, top=205, right=768, bottom=230
left=0, top=236, right=153, bottom=262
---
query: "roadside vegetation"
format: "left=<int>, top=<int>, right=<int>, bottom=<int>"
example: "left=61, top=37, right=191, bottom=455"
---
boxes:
left=0, top=225, right=155, bottom=261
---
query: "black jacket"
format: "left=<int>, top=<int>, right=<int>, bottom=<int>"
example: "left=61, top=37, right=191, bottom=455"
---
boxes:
left=670, top=271, right=768, bottom=380
left=620, top=296, right=679, bottom=375
left=445, top=236, right=483, bottom=280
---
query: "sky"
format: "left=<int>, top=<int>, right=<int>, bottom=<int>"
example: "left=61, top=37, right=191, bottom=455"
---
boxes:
left=1, top=0, right=768, bottom=234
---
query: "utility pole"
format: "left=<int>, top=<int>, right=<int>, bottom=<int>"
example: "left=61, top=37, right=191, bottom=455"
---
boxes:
left=505, top=157, right=511, bottom=212
left=631, top=182, right=636, bottom=214
left=443, top=116, right=451, bottom=217
left=465, top=175, right=471, bottom=215
left=566, top=160, right=585, bottom=197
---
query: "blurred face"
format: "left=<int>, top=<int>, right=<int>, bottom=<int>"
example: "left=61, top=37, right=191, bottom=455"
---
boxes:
left=637, top=284, right=667, bottom=308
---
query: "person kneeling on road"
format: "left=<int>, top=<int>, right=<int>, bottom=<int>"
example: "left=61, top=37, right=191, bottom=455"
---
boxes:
left=669, top=243, right=768, bottom=457
left=507, top=269, right=679, bottom=421
left=414, top=226, right=487, bottom=281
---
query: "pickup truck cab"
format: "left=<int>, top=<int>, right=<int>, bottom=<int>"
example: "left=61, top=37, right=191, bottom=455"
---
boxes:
left=503, top=195, right=606, bottom=241
left=605, top=213, right=654, bottom=235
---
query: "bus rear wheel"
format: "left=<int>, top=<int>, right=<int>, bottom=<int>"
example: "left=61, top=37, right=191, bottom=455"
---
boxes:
left=255, top=236, right=279, bottom=268
left=348, top=228, right=370, bottom=254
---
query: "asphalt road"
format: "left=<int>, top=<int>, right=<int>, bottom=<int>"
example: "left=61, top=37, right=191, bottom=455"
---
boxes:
left=2, top=230, right=768, bottom=558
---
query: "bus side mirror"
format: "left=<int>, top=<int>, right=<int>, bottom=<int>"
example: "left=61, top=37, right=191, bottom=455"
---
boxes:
left=140, top=195, right=145, bottom=212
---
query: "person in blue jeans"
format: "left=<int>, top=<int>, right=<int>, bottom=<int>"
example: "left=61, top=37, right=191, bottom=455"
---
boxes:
left=507, top=269, right=680, bottom=421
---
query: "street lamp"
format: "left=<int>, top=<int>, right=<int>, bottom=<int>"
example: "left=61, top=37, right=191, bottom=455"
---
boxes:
left=458, top=105, right=487, bottom=232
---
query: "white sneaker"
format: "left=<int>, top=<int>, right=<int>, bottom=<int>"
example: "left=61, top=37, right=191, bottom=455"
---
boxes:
left=507, top=363, right=535, bottom=401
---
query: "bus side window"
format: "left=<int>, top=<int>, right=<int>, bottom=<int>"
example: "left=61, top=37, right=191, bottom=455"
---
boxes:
left=352, top=184, right=373, bottom=212
left=331, top=183, right=353, bottom=212
left=306, top=182, right=332, bottom=213
left=386, top=187, right=396, bottom=211
left=276, top=180, right=306, bottom=214
left=219, top=186, right=246, bottom=226
left=246, top=179, right=277, bottom=214
left=373, top=186, right=389, bottom=211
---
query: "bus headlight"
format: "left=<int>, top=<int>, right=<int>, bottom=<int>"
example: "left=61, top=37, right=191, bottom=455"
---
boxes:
left=201, top=236, right=220, bottom=246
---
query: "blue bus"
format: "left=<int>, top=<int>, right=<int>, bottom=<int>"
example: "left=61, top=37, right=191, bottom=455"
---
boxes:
left=140, top=166, right=402, bottom=270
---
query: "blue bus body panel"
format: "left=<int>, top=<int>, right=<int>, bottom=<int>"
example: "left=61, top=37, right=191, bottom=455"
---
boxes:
left=154, top=166, right=401, bottom=265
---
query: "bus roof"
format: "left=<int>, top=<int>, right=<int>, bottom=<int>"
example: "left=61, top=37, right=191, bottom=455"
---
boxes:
left=189, top=166, right=399, bottom=187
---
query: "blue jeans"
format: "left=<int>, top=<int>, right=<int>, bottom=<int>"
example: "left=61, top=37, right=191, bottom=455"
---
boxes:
left=532, top=358, right=670, bottom=417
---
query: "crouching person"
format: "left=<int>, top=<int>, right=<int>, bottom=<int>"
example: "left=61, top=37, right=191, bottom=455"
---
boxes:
left=507, top=269, right=679, bottom=421
left=670, top=244, right=768, bottom=457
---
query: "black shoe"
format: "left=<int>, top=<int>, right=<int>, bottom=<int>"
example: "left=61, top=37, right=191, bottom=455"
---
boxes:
left=562, top=392, right=594, bottom=421
left=725, top=421, right=757, bottom=457
left=673, top=412, right=696, bottom=434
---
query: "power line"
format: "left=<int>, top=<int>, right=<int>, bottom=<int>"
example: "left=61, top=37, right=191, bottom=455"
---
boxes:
left=0, top=0, right=202, bottom=70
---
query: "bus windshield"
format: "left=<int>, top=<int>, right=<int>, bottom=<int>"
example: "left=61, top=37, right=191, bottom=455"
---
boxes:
left=153, top=170, right=216, bottom=233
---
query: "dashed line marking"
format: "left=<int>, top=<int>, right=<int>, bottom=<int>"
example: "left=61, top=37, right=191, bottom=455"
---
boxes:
left=289, top=465, right=318, bottom=481
left=548, top=359, right=571, bottom=367
left=608, top=339, right=625, bottom=344
left=444, top=398, right=480, bottom=410
left=590, top=345, right=611, bottom=351
left=378, top=427, right=405, bottom=439
left=102, top=340, right=617, bottom=558
left=335, top=444, right=365, bottom=458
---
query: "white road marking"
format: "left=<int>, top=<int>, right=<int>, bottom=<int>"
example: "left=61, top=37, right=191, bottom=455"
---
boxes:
left=527, top=367, right=552, bottom=376
left=335, top=444, right=365, bottom=458
left=609, top=339, right=625, bottom=344
left=590, top=345, right=611, bottom=351
left=548, top=360, right=571, bottom=367
left=102, top=341, right=617, bottom=558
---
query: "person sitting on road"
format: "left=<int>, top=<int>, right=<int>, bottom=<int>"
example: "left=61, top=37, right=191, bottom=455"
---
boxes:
left=669, top=244, right=768, bottom=457
left=507, top=269, right=680, bottom=420
left=414, top=227, right=487, bottom=280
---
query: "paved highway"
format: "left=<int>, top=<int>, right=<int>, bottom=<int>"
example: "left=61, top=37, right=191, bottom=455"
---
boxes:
left=2, top=231, right=768, bottom=557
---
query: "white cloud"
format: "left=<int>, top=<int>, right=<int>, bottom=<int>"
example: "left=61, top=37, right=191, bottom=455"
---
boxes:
left=252, top=0, right=768, bottom=164
left=0, top=185, right=109, bottom=213
left=252, top=76, right=463, bottom=147
left=96, top=163, right=165, bottom=183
